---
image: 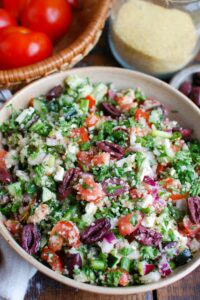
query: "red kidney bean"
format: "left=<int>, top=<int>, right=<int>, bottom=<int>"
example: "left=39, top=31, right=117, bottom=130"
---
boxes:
left=58, top=168, right=81, bottom=200
left=190, top=86, right=200, bottom=107
left=179, top=81, right=192, bottom=97
left=188, top=196, right=200, bottom=224
left=102, top=178, right=129, bottom=198
left=102, top=102, right=121, bottom=117
left=46, top=85, right=63, bottom=101
left=80, top=218, right=111, bottom=244
left=65, top=253, right=82, bottom=277
left=96, top=141, right=125, bottom=159
left=131, top=225, right=162, bottom=247
left=21, top=224, right=40, bottom=255
left=0, top=167, right=13, bottom=184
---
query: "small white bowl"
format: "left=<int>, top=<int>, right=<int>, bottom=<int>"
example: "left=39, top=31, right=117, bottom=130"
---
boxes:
left=170, top=64, right=200, bottom=90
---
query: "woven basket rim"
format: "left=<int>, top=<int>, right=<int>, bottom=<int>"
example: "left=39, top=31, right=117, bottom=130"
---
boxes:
left=0, top=0, right=112, bottom=86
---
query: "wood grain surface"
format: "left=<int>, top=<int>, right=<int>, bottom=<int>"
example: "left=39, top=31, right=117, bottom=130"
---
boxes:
left=25, top=25, right=200, bottom=300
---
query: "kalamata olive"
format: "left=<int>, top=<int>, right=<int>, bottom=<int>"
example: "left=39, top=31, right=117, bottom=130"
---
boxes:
left=80, top=218, right=111, bottom=244
left=131, top=225, right=162, bottom=247
left=46, top=85, right=63, bottom=101
left=0, top=167, right=13, bottom=184
left=175, top=249, right=193, bottom=266
left=58, top=168, right=81, bottom=200
left=190, top=86, right=200, bottom=107
left=188, top=196, right=200, bottom=224
left=21, top=224, right=40, bottom=255
left=65, top=253, right=82, bottom=277
left=96, top=141, right=125, bottom=159
left=172, top=127, right=193, bottom=141
left=192, top=72, right=200, bottom=86
left=179, top=81, right=192, bottom=97
left=102, top=178, right=129, bottom=198
left=102, top=102, right=121, bottom=117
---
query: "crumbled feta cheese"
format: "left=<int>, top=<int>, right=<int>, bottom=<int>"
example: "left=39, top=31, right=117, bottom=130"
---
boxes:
left=16, top=107, right=34, bottom=124
left=28, top=204, right=50, bottom=224
left=141, top=271, right=161, bottom=284
left=5, top=150, right=18, bottom=168
left=141, top=213, right=156, bottom=228
left=54, top=166, right=65, bottom=182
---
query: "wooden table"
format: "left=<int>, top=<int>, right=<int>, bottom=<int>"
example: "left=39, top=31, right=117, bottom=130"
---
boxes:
left=25, top=26, right=200, bottom=300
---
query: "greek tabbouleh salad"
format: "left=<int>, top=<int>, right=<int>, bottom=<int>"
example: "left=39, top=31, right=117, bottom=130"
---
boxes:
left=0, top=75, right=200, bottom=287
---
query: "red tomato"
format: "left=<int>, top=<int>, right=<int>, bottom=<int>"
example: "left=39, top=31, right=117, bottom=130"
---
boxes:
left=0, top=9, right=16, bottom=30
left=91, top=152, right=110, bottom=167
left=0, top=149, right=8, bottom=168
left=77, top=150, right=94, bottom=169
left=85, top=95, right=96, bottom=110
left=135, top=109, right=149, bottom=122
left=51, top=221, right=80, bottom=248
left=70, top=127, right=89, bottom=143
left=118, top=270, right=131, bottom=287
left=41, top=247, right=63, bottom=273
left=0, top=26, right=53, bottom=70
left=21, top=0, right=72, bottom=43
left=48, top=235, right=64, bottom=252
left=74, top=175, right=105, bottom=203
left=67, top=0, right=79, bottom=9
left=118, top=212, right=142, bottom=236
left=182, top=216, right=200, bottom=237
left=4, top=220, right=22, bottom=234
left=2, top=0, right=28, bottom=19
left=85, top=114, right=100, bottom=128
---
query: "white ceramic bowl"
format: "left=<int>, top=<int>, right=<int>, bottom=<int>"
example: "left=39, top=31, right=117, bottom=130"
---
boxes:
left=0, top=67, right=200, bottom=295
left=170, top=64, right=200, bottom=90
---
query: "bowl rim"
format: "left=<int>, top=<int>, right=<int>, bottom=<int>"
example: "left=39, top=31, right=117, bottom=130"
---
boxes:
left=0, top=66, right=200, bottom=295
left=170, top=64, right=200, bottom=89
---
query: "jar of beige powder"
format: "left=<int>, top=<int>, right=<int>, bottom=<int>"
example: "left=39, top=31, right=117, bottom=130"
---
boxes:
left=109, top=0, right=200, bottom=77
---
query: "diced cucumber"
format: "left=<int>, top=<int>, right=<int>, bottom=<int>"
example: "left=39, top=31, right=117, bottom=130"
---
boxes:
left=151, top=130, right=172, bottom=138
left=32, top=98, right=48, bottom=114
left=80, top=99, right=89, bottom=115
left=90, top=259, right=106, bottom=270
left=42, top=187, right=56, bottom=202
left=120, top=257, right=131, bottom=272
left=7, top=182, right=22, bottom=199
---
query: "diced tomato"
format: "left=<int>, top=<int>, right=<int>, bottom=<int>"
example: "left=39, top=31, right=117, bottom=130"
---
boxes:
left=48, top=235, right=64, bottom=252
left=70, top=127, right=89, bottom=143
left=85, top=114, right=100, bottom=128
left=134, top=109, right=149, bottom=122
left=0, top=149, right=8, bottom=168
left=85, top=95, right=96, bottom=110
left=118, top=270, right=131, bottom=286
left=118, top=212, right=142, bottom=236
left=130, top=189, right=144, bottom=200
left=115, top=95, right=133, bottom=112
left=77, top=150, right=94, bottom=169
left=74, top=175, right=105, bottom=203
left=4, top=219, right=21, bottom=234
left=41, top=247, right=63, bottom=273
left=51, top=221, right=80, bottom=248
left=160, top=177, right=181, bottom=192
left=156, top=164, right=168, bottom=176
left=182, top=216, right=200, bottom=237
left=91, top=152, right=110, bottom=167
left=168, top=193, right=189, bottom=201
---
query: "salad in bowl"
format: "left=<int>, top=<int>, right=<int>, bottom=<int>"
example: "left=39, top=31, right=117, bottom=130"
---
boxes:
left=0, top=72, right=199, bottom=289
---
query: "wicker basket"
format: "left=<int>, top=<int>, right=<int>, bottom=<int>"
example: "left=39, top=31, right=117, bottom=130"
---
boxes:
left=0, top=0, right=112, bottom=89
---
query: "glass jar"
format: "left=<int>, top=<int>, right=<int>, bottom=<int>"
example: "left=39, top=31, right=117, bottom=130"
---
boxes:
left=109, top=0, right=200, bottom=78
